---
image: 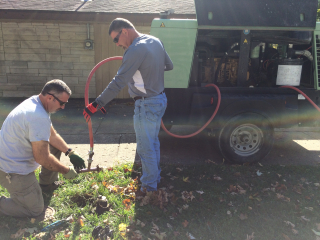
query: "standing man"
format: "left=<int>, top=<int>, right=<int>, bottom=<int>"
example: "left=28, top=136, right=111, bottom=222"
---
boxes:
left=83, top=18, right=173, bottom=192
left=0, top=79, right=86, bottom=217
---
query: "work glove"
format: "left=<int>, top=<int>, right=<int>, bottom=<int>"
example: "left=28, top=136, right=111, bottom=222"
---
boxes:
left=63, top=166, right=78, bottom=179
left=83, top=101, right=106, bottom=122
left=69, top=150, right=86, bottom=170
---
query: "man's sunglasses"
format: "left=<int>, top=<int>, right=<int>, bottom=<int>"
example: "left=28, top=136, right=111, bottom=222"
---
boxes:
left=47, top=93, right=68, bottom=106
left=113, top=30, right=122, bottom=43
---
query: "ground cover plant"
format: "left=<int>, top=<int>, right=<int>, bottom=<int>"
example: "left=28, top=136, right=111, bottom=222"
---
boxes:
left=1, top=161, right=320, bottom=239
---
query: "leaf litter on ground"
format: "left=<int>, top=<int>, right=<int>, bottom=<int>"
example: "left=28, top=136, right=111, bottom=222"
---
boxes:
left=3, top=163, right=320, bottom=239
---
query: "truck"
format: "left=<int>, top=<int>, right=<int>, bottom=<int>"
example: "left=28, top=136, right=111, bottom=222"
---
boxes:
left=149, top=0, right=320, bottom=164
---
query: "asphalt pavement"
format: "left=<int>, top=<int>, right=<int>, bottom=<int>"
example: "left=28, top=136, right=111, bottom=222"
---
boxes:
left=0, top=97, right=320, bottom=168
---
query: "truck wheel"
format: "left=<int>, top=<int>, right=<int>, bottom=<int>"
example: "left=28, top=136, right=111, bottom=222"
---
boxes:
left=218, top=113, right=274, bottom=163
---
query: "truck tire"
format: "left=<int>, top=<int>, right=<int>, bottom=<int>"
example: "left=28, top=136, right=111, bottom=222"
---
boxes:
left=218, top=112, right=274, bottom=163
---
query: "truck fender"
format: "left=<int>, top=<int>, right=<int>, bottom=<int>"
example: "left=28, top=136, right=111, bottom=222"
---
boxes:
left=218, top=100, right=276, bottom=127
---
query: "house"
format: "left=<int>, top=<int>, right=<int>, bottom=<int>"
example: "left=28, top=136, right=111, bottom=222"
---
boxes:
left=0, top=0, right=195, bottom=98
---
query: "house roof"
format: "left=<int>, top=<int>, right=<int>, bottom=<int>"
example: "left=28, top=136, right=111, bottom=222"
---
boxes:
left=0, top=0, right=196, bottom=15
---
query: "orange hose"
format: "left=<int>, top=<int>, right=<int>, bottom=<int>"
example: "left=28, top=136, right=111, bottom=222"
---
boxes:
left=280, top=85, right=320, bottom=111
left=85, top=56, right=123, bottom=149
left=160, top=84, right=221, bottom=138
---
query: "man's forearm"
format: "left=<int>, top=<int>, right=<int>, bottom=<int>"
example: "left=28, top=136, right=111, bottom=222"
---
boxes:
left=32, top=139, right=70, bottom=174
left=37, top=154, right=69, bottom=174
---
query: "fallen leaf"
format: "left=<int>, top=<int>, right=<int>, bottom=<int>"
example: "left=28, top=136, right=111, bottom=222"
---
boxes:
left=176, top=167, right=183, bottom=172
left=182, top=204, right=189, bottom=210
left=312, top=229, right=320, bottom=236
left=183, top=177, right=190, bottom=183
left=314, top=183, right=320, bottom=187
left=167, top=223, right=172, bottom=229
left=150, top=222, right=166, bottom=240
left=182, top=220, right=189, bottom=228
left=213, top=176, right=222, bottom=181
left=181, top=191, right=195, bottom=202
left=131, top=230, right=143, bottom=240
left=246, top=232, right=254, bottom=240
left=196, top=191, right=204, bottom=195
left=10, top=229, right=26, bottom=239
left=276, top=193, right=290, bottom=202
left=227, top=185, right=237, bottom=193
left=292, top=185, right=302, bottom=194
left=78, top=219, right=84, bottom=227
left=239, top=213, right=248, bottom=220
left=300, top=216, right=310, bottom=222
left=249, top=194, right=262, bottom=202
left=34, top=232, right=46, bottom=239
left=123, top=199, right=131, bottom=209
left=284, top=221, right=295, bottom=228
left=256, top=170, right=263, bottom=176
left=186, top=232, right=196, bottom=239
left=152, top=222, right=159, bottom=231
left=238, top=189, right=246, bottom=195
left=276, top=184, right=287, bottom=192
left=119, top=223, right=127, bottom=232
left=205, top=159, right=216, bottom=164
left=234, top=172, right=241, bottom=177
left=30, top=218, right=36, bottom=224
left=292, top=229, right=298, bottom=235
left=282, top=233, right=291, bottom=240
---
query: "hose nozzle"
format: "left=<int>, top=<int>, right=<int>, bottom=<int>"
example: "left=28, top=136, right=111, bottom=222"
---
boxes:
left=87, top=149, right=94, bottom=169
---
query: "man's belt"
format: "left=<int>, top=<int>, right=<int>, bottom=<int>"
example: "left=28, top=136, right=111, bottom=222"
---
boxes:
left=133, top=90, right=164, bottom=101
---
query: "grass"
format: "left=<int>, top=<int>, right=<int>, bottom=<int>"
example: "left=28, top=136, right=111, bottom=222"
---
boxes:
left=1, top=162, right=320, bottom=239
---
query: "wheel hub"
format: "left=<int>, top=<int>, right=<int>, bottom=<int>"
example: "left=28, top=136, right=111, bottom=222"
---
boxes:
left=230, top=124, right=263, bottom=156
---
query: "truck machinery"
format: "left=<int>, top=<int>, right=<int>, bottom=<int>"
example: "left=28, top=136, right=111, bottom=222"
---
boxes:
left=149, top=0, right=320, bottom=163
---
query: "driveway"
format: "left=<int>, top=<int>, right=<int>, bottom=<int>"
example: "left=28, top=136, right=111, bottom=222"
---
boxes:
left=0, top=98, right=319, bottom=168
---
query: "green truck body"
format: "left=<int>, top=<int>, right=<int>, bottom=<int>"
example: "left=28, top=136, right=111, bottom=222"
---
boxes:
left=150, top=0, right=320, bottom=163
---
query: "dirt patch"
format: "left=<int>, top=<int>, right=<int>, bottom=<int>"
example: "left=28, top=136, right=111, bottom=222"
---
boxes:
left=70, top=193, right=95, bottom=208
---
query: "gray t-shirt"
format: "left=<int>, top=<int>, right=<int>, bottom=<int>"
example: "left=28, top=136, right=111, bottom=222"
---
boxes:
left=96, top=34, right=173, bottom=108
left=0, top=95, right=51, bottom=174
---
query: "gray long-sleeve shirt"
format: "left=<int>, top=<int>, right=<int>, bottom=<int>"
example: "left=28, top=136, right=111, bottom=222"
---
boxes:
left=96, top=34, right=173, bottom=109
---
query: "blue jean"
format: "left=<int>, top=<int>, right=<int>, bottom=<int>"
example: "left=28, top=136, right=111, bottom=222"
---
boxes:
left=134, top=92, right=167, bottom=191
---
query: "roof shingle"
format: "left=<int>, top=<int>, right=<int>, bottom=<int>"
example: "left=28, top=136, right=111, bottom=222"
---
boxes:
left=0, top=0, right=196, bottom=15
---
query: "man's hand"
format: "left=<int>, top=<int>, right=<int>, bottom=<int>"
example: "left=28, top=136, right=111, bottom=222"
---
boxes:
left=83, top=101, right=106, bottom=122
left=63, top=166, right=78, bottom=179
left=69, top=150, right=86, bottom=170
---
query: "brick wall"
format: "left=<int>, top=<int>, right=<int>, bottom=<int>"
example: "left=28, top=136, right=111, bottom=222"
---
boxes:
left=0, top=22, right=96, bottom=98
